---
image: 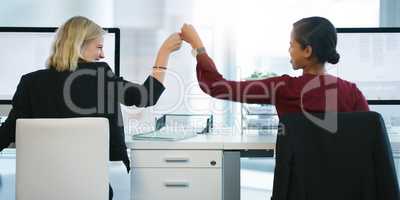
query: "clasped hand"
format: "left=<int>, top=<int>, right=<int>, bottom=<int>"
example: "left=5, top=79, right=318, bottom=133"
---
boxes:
left=159, top=23, right=204, bottom=54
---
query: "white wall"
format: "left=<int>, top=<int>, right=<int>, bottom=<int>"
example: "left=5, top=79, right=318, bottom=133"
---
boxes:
left=0, top=0, right=113, bottom=27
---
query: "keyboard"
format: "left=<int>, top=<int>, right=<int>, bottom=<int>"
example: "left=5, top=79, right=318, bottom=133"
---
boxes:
left=132, top=128, right=198, bottom=141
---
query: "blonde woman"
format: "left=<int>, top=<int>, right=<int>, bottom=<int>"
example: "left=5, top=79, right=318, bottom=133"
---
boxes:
left=0, top=16, right=181, bottom=199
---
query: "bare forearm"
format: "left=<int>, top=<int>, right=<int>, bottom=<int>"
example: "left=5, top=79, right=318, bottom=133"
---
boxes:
left=151, top=49, right=169, bottom=83
left=150, top=32, right=182, bottom=83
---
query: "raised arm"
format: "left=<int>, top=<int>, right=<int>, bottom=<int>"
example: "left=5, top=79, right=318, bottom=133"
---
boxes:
left=181, top=24, right=288, bottom=104
left=196, top=54, right=288, bottom=104
left=151, top=33, right=182, bottom=83
left=106, top=33, right=182, bottom=107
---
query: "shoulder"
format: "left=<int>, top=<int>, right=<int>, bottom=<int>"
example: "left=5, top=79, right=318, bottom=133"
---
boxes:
left=331, top=75, right=359, bottom=89
left=259, top=74, right=293, bottom=82
left=323, top=75, right=366, bottom=98
left=78, top=61, right=111, bottom=70
left=21, top=69, right=54, bottom=81
left=77, top=62, right=114, bottom=76
left=267, top=74, right=299, bottom=85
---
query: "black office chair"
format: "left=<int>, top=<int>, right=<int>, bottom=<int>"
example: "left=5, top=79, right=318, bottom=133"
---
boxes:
left=271, top=112, right=399, bottom=200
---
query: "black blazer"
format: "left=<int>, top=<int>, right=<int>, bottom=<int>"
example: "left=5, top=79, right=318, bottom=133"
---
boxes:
left=272, top=112, right=399, bottom=200
left=0, top=61, right=165, bottom=171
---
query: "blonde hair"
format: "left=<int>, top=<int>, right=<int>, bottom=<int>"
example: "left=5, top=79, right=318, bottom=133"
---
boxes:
left=48, top=16, right=105, bottom=72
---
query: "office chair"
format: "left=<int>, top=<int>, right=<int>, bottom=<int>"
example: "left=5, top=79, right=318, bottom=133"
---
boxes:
left=271, top=112, right=399, bottom=200
left=16, top=118, right=110, bottom=200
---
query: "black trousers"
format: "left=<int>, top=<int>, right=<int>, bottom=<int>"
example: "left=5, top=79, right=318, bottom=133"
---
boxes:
left=109, top=184, right=113, bottom=200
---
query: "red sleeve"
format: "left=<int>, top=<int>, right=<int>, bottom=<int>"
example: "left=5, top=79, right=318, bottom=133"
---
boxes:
left=353, top=84, right=370, bottom=111
left=196, top=53, right=289, bottom=105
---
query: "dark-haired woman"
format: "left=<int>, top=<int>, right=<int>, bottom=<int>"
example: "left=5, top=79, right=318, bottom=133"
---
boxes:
left=180, top=16, right=369, bottom=117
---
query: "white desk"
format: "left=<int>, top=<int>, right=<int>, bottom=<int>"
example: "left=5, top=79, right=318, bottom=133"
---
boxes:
left=126, top=132, right=277, bottom=200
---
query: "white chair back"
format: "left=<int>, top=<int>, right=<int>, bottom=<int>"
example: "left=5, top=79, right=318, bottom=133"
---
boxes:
left=16, top=118, right=109, bottom=200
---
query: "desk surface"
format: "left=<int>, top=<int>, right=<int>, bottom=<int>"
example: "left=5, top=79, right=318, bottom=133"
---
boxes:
left=126, top=129, right=400, bottom=152
left=126, top=133, right=277, bottom=150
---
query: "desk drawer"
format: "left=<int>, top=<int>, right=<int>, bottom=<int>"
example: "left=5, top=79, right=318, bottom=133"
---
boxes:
left=131, top=168, right=221, bottom=200
left=131, top=150, right=222, bottom=168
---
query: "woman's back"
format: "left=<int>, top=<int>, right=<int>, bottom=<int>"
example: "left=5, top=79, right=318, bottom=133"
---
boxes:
left=274, top=74, right=369, bottom=117
left=23, top=62, right=115, bottom=119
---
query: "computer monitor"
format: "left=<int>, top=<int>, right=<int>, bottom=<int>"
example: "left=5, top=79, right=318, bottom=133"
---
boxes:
left=327, top=28, right=400, bottom=104
left=0, top=27, right=120, bottom=104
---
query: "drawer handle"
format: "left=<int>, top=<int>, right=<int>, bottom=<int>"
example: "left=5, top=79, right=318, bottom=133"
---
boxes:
left=164, top=181, right=190, bottom=187
left=164, top=157, right=190, bottom=163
